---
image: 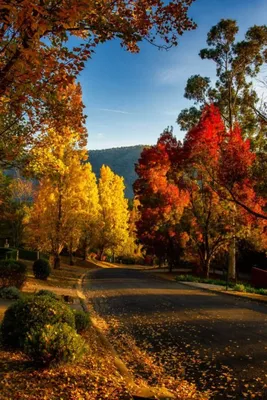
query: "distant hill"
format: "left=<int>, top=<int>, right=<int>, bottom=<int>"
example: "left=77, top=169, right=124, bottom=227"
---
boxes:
left=88, top=145, right=145, bottom=198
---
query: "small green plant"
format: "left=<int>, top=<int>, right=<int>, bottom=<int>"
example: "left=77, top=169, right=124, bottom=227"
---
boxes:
left=245, top=285, right=256, bottom=294
left=233, top=283, right=246, bottom=292
left=32, top=259, right=51, bottom=280
left=24, top=322, right=86, bottom=366
left=0, top=260, right=27, bottom=288
left=256, top=288, right=267, bottom=295
left=0, top=286, right=22, bottom=300
left=1, top=295, right=75, bottom=348
left=35, top=290, right=59, bottom=300
left=74, top=310, right=90, bottom=333
left=177, top=274, right=200, bottom=282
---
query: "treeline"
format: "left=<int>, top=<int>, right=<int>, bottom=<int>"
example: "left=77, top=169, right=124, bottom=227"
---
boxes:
left=1, top=129, right=141, bottom=268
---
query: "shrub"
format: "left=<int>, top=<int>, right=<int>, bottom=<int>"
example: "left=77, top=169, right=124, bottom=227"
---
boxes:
left=35, top=290, right=59, bottom=300
left=0, top=286, right=22, bottom=300
left=0, top=260, right=27, bottom=288
left=24, top=322, right=86, bottom=366
left=245, top=285, right=256, bottom=294
left=32, top=259, right=51, bottom=280
left=256, top=288, right=267, bottom=295
left=1, top=295, right=75, bottom=348
left=74, top=310, right=90, bottom=333
left=176, top=274, right=200, bottom=282
left=233, top=283, right=246, bottom=292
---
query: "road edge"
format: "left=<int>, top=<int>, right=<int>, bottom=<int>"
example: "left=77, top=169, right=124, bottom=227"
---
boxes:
left=175, top=280, right=267, bottom=305
left=76, top=273, right=175, bottom=400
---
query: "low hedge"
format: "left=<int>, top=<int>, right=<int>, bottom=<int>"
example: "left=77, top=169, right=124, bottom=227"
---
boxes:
left=0, top=260, right=27, bottom=289
left=24, top=322, right=86, bottom=366
left=1, top=295, right=75, bottom=348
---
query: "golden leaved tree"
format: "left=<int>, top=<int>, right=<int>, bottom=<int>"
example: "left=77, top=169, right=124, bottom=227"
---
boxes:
left=24, top=129, right=98, bottom=268
left=79, top=163, right=100, bottom=261
left=98, top=165, right=129, bottom=260
left=116, top=198, right=143, bottom=261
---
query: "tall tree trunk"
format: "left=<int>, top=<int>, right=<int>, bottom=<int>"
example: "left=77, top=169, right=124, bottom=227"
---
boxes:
left=168, top=259, right=173, bottom=273
left=204, top=257, right=211, bottom=278
left=54, top=182, right=63, bottom=269
left=228, top=237, right=236, bottom=281
left=228, top=206, right=237, bottom=281
left=69, top=252, right=74, bottom=266
left=69, top=238, right=74, bottom=265
left=54, top=253, right=61, bottom=269
left=83, top=238, right=89, bottom=261
left=99, top=248, right=105, bottom=261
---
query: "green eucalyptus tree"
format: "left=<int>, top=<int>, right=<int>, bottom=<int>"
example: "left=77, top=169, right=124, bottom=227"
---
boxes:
left=177, top=19, right=267, bottom=142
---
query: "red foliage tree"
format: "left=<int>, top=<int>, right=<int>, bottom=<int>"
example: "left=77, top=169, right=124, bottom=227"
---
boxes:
left=134, top=129, right=189, bottom=270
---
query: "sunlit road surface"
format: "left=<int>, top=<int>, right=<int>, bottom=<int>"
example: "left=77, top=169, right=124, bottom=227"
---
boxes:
left=84, top=267, right=267, bottom=399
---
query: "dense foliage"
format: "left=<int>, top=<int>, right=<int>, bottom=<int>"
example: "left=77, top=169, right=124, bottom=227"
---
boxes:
left=74, top=310, right=90, bottom=333
left=1, top=295, right=75, bottom=348
left=24, top=322, right=86, bottom=366
left=0, top=0, right=196, bottom=168
left=135, top=105, right=267, bottom=277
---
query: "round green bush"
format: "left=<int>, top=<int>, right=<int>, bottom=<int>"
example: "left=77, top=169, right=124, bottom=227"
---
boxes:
left=74, top=310, right=90, bottom=333
left=0, top=260, right=26, bottom=288
left=32, top=259, right=51, bottom=280
left=1, top=295, right=75, bottom=348
left=24, top=322, right=86, bottom=366
left=0, top=286, right=22, bottom=300
left=35, top=290, right=59, bottom=300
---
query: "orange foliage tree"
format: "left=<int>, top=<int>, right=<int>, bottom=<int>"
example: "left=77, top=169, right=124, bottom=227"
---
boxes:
left=135, top=106, right=266, bottom=276
left=0, top=0, right=196, bottom=163
left=134, top=129, right=189, bottom=270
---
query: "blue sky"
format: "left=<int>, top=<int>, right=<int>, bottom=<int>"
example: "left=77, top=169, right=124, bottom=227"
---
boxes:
left=78, top=0, right=267, bottom=150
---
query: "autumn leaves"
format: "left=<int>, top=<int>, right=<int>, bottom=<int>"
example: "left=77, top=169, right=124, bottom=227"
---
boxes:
left=24, top=130, right=131, bottom=268
left=134, top=105, right=267, bottom=277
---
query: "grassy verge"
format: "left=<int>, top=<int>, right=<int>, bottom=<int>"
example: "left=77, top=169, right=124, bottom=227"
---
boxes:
left=176, top=274, right=267, bottom=296
left=22, top=257, right=94, bottom=296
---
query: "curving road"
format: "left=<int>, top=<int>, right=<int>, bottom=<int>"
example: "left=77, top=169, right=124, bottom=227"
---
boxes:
left=84, top=267, right=267, bottom=399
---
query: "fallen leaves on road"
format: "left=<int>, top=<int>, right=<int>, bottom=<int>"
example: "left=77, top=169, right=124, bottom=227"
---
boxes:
left=87, top=286, right=267, bottom=399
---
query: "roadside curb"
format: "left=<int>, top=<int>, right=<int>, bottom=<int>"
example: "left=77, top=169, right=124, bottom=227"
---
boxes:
left=76, top=273, right=175, bottom=400
left=176, top=281, right=267, bottom=305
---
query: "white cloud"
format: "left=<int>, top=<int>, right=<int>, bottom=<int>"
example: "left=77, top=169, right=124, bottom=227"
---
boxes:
left=95, top=108, right=130, bottom=114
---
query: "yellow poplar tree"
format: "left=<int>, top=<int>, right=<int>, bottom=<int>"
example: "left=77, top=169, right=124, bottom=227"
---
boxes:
left=98, top=165, right=129, bottom=259
left=80, top=163, right=100, bottom=260
left=117, top=198, right=143, bottom=260
left=24, top=129, right=97, bottom=268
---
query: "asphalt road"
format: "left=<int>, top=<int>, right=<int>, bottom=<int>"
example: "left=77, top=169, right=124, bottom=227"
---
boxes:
left=84, top=267, right=267, bottom=399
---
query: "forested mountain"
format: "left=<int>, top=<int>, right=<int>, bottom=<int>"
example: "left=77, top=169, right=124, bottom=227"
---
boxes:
left=88, top=145, right=145, bottom=198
